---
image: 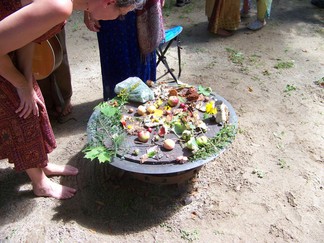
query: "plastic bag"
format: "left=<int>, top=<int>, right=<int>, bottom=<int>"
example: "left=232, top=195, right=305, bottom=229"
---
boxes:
left=114, top=77, right=155, bottom=103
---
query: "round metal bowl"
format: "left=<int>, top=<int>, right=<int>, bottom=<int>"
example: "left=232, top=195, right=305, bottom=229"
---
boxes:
left=87, top=93, right=237, bottom=175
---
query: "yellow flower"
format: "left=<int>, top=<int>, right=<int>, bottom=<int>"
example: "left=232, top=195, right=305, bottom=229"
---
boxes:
left=155, top=99, right=163, bottom=107
left=205, top=101, right=217, bottom=115
left=154, top=109, right=164, bottom=117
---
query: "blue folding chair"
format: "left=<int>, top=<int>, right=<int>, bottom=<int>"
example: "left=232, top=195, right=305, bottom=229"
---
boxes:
left=156, top=25, right=183, bottom=82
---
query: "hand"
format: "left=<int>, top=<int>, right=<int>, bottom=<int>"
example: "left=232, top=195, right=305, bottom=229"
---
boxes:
left=15, top=84, right=44, bottom=119
left=84, top=11, right=101, bottom=32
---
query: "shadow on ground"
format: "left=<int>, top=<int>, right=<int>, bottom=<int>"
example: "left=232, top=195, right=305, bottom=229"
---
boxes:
left=50, top=98, right=102, bottom=138
left=53, top=151, right=194, bottom=234
left=0, top=167, right=35, bottom=226
left=168, top=0, right=324, bottom=48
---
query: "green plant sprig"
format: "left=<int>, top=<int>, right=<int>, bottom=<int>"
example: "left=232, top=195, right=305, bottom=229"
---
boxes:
left=190, top=124, right=237, bottom=161
left=82, top=82, right=141, bottom=163
left=83, top=101, right=126, bottom=163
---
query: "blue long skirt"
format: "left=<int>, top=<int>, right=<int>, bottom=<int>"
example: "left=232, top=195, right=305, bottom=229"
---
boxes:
left=97, top=11, right=156, bottom=100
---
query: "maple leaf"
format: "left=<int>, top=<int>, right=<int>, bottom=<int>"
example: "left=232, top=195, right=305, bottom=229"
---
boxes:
left=83, top=145, right=112, bottom=163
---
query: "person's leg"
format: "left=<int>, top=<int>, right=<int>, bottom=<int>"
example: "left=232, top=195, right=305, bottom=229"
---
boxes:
left=26, top=167, right=77, bottom=199
left=256, top=0, right=267, bottom=21
left=37, top=29, right=73, bottom=117
left=53, top=28, right=73, bottom=116
left=37, top=77, right=55, bottom=113
left=97, top=26, right=113, bottom=101
left=247, top=0, right=267, bottom=30
left=42, top=163, right=79, bottom=176
left=207, top=0, right=224, bottom=34
left=241, top=0, right=251, bottom=16
left=216, top=0, right=240, bottom=35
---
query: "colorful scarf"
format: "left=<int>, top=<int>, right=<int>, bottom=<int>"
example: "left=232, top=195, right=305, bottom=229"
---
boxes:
left=136, top=0, right=165, bottom=57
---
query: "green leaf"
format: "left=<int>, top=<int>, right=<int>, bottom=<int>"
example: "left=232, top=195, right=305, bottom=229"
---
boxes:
left=83, top=145, right=113, bottom=163
left=198, top=85, right=212, bottom=96
left=203, top=113, right=211, bottom=120
left=100, top=105, right=119, bottom=117
left=225, top=48, right=244, bottom=65
left=147, top=151, right=157, bottom=158
left=97, top=151, right=112, bottom=163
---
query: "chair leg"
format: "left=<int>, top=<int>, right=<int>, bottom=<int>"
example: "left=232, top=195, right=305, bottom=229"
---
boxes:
left=163, top=59, right=178, bottom=82
left=176, top=36, right=182, bottom=79
left=156, top=45, right=178, bottom=82
left=156, top=36, right=182, bottom=82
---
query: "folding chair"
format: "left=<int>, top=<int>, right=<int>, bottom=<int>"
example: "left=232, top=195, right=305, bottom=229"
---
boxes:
left=156, top=25, right=183, bottom=82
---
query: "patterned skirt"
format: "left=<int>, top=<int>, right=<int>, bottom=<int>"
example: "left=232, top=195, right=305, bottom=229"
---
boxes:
left=0, top=77, right=56, bottom=172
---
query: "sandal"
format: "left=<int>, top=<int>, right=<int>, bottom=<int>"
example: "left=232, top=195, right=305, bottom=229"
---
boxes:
left=247, top=19, right=266, bottom=30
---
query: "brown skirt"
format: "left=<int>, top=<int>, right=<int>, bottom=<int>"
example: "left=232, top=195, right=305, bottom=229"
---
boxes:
left=0, top=77, right=56, bottom=172
left=205, top=0, right=241, bottom=33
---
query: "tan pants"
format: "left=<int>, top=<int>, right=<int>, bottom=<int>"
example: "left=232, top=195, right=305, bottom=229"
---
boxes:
left=37, top=28, right=72, bottom=112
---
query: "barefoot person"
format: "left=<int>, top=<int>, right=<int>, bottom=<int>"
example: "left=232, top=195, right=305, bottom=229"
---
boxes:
left=0, top=0, right=145, bottom=199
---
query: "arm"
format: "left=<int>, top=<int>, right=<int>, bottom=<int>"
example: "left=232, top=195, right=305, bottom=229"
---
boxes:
left=0, top=44, right=44, bottom=118
left=0, top=0, right=72, bottom=118
left=0, top=0, right=72, bottom=56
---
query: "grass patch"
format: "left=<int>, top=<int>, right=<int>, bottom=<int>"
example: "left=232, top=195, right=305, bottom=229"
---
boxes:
left=252, top=169, right=265, bottom=178
left=160, top=223, right=173, bottom=232
left=248, top=54, right=262, bottom=64
left=180, top=229, right=199, bottom=242
left=284, top=84, right=297, bottom=93
left=278, top=159, right=289, bottom=169
left=314, top=77, right=324, bottom=87
left=274, top=60, right=294, bottom=69
left=226, top=48, right=244, bottom=65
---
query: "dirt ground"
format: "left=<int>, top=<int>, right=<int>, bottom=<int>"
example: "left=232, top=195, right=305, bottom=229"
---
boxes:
left=1, top=0, right=323, bottom=242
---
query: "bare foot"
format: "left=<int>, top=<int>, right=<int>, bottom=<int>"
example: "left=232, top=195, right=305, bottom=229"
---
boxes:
left=62, top=100, right=72, bottom=116
left=62, top=99, right=72, bottom=116
left=56, top=99, right=72, bottom=116
left=216, top=29, right=233, bottom=37
left=33, top=178, right=77, bottom=199
left=43, top=163, right=79, bottom=177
